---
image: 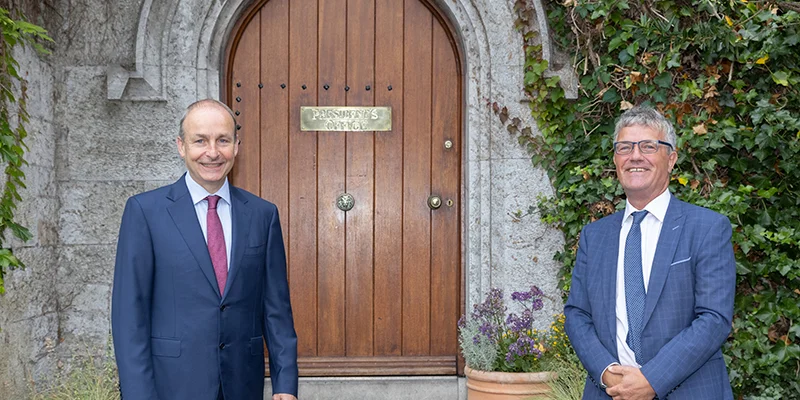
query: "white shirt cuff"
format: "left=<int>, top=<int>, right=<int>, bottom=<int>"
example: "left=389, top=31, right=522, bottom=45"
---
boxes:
left=600, top=362, right=620, bottom=389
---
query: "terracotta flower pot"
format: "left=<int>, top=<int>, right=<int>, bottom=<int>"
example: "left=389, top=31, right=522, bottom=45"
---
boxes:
left=465, top=366, right=556, bottom=399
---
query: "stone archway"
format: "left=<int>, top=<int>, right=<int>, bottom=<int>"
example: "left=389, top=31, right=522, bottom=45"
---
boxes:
left=106, top=0, right=570, bottom=337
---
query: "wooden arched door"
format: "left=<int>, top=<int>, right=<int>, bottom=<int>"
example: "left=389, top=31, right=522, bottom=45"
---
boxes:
left=225, top=0, right=462, bottom=376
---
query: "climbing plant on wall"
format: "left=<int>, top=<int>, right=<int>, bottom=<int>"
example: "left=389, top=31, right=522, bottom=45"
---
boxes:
left=516, top=0, right=799, bottom=397
left=0, top=8, right=51, bottom=294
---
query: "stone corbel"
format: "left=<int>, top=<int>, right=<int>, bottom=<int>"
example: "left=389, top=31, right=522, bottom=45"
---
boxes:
left=532, top=0, right=578, bottom=99
left=106, top=64, right=164, bottom=101
left=106, top=0, right=166, bottom=101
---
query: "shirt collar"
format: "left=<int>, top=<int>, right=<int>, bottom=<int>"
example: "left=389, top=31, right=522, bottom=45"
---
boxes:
left=184, top=173, right=231, bottom=207
left=624, top=188, right=671, bottom=223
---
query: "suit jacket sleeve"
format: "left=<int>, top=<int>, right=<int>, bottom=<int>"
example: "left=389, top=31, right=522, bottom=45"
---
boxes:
left=111, top=197, right=160, bottom=400
left=640, top=215, right=736, bottom=397
left=262, top=208, right=299, bottom=396
left=564, top=226, right=619, bottom=388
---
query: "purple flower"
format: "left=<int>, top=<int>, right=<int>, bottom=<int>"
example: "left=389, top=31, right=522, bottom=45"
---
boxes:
left=505, top=336, right=543, bottom=363
left=457, top=285, right=550, bottom=372
left=506, top=310, right=533, bottom=333
left=478, top=321, right=501, bottom=341
left=472, top=288, right=506, bottom=321
left=510, top=285, right=545, bottom=313
left=511, top=291, right=532, bottom=302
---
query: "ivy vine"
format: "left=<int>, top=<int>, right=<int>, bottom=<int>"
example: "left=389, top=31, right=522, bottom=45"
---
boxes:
left=0, top=8, right=51, bottom=294
left=513, top=0, right=800, bottom=397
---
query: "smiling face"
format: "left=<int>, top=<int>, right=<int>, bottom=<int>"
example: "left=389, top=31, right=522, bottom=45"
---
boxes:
left=614, top=125, right=677, bottom=209
left=176, top=105, right=239, bottom=193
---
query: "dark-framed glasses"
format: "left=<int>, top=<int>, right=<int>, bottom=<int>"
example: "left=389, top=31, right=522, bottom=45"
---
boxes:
left=613, top=140, right=673, bottom=155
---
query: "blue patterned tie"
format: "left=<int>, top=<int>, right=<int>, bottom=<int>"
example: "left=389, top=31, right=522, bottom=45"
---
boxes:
left=625, top=210, right=648, bottom=363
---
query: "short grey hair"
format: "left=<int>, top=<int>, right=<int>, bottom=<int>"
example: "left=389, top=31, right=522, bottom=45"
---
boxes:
left=613, top=105, right=676, bottom=151
left=178, top=99, right=238, bottom=140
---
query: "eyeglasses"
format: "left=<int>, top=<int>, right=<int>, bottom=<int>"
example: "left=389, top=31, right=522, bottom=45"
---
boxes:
left=613, top=140, right=673, bottom=155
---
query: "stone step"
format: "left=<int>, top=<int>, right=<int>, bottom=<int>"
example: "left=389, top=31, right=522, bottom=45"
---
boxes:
left=265, top=376, right=467, bottom=400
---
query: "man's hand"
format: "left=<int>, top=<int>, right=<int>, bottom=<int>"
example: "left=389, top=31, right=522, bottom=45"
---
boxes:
left=602, top=365, right=624, bottom=388
left=604, top=365, right=656, bottom=400
left=272, top=394, right=297, bottom=400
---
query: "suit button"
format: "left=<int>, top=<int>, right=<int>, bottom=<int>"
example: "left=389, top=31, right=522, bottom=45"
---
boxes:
left=220, top=305, right=226, bottom=311
left=219, top=343, right=225, bottom=349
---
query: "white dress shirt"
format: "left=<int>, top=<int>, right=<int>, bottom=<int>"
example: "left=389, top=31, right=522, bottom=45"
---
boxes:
left=185, top=173, right=233, bottom=271
left=615, top=188, right=671, bottom=367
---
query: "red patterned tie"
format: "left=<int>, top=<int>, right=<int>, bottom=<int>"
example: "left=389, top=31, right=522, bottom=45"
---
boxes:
left=206, top=195, right=228, bottom=295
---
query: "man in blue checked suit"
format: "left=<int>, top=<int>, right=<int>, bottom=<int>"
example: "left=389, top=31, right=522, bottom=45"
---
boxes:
left=112, top=99, right=298, bottom=400
left=565, top=106, right=736, bottom=399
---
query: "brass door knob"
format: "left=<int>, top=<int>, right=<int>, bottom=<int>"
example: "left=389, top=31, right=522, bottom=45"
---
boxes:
left=428, top=195, right=442, bottom=210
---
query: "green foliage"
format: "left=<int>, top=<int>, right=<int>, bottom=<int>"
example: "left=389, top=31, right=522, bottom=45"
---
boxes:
left=544, top=356, right=586, bottom=400
left=458, top=287, right=557, bottom=373
left=540, top=313, right=585, bottom=399
left=516, top=0, right=800, bottom=397
left=458, top=315, right=499, bottom=371
left=0, top=8, right=52, bottom=294
left=31, top=349, right=119, bottom=400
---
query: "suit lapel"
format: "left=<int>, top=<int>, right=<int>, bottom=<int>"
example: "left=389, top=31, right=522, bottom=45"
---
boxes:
left=642, top=197, right=685, bottom=327
left=222, top=186, right=252, bottom=302
left=166, top=177, right=220, bottom=296
left=602, top=212, right=623, bottom=349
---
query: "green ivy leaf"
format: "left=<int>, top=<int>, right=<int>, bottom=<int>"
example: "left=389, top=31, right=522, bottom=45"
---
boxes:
left=0, top=8, right=47, bottom=295
left=527, top=2, right=800, bottom=396
left=772, top=71, right=790, bottom=86
left=654, top=72, right=672, bottom=88
left=602, top=87, right=621, bottom=103
left=531, top=60, right=548, bottom=76
left=609, top=36, right=625, bottom=51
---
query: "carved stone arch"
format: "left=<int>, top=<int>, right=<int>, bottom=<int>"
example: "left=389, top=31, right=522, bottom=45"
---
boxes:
left=108, top=0, right=570, bottom=314
left=106, top=0, right=574, bottom=101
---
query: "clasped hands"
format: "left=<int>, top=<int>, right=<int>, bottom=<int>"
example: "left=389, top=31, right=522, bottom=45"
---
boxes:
left=273, top=394, right=297, bottom=400
left=602, top=365, right=656, bottom=400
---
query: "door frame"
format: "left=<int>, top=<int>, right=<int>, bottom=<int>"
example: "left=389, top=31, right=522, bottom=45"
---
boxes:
left=221, top=0, right=467, bottom=375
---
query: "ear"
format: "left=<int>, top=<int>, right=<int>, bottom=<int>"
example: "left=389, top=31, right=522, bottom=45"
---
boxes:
left=613, top=152, right=622, bottom=170
left=668, top=149, right=678, bottom=171
left=233, top=136, right=240, bottom=158
left=176, top=136, right=186, bottom=159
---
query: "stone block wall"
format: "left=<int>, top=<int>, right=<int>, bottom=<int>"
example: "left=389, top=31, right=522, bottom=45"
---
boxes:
left=0, top=45, right=59, bottom=399
left=0, top=0, right=570, bottom=397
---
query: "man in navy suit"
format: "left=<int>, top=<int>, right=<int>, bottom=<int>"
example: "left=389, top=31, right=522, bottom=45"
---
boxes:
left=565, top=106, right=736, bottom=399
left=112, top=99, right=298, bottom=400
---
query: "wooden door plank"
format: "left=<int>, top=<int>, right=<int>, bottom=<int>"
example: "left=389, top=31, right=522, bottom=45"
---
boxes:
left=316, top=0, right=347, bottom=357
left=345, top=0, right=376, bottom=357
left=430, top=21, right=460, bottom=356
left=402, top=0, right=433, bottom=356
left=230, top=11, right=261, bottom=195
left=289, top=0, right=319, bottom=357
left=231, top=0, right=463, bottom=374
left=373, top=0, right=404, bottom=356
left=296, top=356, right=456, bottom=375
left=260, top=0, right=290, bottom=234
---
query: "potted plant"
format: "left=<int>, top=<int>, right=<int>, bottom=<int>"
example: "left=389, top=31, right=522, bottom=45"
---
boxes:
left=458, top=286, right=557, bottom=399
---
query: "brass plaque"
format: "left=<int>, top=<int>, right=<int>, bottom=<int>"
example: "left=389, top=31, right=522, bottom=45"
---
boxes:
left=300, top=106, right=392, bottom=132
